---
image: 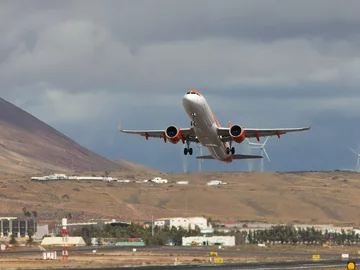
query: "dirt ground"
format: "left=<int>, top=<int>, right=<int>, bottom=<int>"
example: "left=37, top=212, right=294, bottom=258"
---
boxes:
left=2, top=171, right=360, bottom=224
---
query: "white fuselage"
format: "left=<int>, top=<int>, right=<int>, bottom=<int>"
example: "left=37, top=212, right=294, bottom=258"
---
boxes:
left=182, top=93, right=232, bottom=162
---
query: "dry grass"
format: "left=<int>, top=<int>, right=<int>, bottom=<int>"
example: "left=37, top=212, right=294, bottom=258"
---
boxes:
left=0, top=171, right=360, bottom=225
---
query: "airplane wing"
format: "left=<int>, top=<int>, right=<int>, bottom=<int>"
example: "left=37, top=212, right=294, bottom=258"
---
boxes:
left=217, top=126, right=311, bottom=142
left=118, top=123, right=199, bottom=143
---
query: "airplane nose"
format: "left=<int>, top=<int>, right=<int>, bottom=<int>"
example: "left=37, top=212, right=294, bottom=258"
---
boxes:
left=182, top=94, right=193, bottom=106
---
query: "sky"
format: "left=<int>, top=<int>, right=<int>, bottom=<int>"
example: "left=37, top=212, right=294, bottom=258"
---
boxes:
left=1, top=0, right=360, bottom=173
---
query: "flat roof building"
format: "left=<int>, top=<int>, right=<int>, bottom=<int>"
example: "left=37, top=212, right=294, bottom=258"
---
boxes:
left=0, top=217, right=37, bottom=239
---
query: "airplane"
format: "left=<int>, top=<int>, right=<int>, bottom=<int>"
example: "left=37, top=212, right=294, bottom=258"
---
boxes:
left=118, top=90, right=311, bottom=163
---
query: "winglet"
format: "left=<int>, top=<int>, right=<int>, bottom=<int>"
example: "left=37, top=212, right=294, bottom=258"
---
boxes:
left=118, top=122, right=123, bottom=132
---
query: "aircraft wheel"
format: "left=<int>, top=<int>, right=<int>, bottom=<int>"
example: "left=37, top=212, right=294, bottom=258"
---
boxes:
left=226, top=147, right=230, bottom=155
left=231, top=147, right=235, bottom=155
left=184, top=148, right=188, bottom=155
left=189, top=148, right=193, bottom=155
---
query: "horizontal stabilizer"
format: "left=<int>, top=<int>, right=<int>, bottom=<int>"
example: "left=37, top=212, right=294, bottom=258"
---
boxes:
left=196, top=154, right=263, bottom=160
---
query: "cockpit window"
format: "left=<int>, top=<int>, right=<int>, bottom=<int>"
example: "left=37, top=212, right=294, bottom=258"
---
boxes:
left=186, top=91, right=201, bottom=96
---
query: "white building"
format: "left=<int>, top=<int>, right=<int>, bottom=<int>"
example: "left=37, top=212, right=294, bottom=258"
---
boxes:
left=154, top=216, right=211, bottom=232
left=176, top=181, right=189, bottom=185
left=35, top=224, right=49, bottom=240
left=117, top=180, right=131, bottom=183
left=150, top=177, right=168, bottom=184
left=41, top=236, right=86, bottom=246
left=31, top=174, right=117, bottom=182
left=207, top=180, right=227, bottom=186
left=182, top=236, right=235, bottom=246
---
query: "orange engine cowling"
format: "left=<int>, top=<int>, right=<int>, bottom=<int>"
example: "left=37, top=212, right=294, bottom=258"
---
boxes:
left=165, top=125, right=182, bottom=144
left=229, top=125, right=246, bottom=143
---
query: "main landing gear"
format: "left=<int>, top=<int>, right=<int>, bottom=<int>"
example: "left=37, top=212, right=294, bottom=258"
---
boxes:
left=184, top=138, right=193, bottom=155
left=226, top=147, right=235, bottom=155
left=226, top=142, right=235, bottom=155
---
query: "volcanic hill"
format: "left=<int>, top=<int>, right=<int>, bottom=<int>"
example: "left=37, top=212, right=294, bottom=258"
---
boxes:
left=0, top=97, right=140, bottom=174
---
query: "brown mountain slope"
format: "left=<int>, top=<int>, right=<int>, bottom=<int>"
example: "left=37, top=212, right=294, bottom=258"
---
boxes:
left=1, top=171, right=359, bottom=226
left=0, top=97, right=132, bottom=174
left=113, top=159, right=161, bottom=174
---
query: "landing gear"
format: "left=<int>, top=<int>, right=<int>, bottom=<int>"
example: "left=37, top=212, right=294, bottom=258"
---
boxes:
left=226, top=147, right=235, bottom=155
left=184, top=147, right=193, bottom=155
left=226, top=141, right=235, bottom=155
left=184, top=138, right=193, bottom=155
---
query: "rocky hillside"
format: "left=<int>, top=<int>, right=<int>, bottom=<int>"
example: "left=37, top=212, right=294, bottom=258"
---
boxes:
left=0, top=97, right=134, bottom=174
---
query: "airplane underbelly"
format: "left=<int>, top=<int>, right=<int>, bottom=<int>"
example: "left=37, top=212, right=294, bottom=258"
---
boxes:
left=185, top=97, right=229, bottom=161
left=195, top=117, right=228, bottom=160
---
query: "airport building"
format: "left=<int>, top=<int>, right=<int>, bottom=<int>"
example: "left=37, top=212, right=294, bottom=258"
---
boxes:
left=0, top=217, right=37, bottom=238
left=182, top=236, right=235, bottom=246
left=154, top=216, right=213, bottom=232
left=41, top=236, right=86, bottom=246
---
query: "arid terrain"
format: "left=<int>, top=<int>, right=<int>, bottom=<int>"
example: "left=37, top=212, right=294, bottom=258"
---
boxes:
left=0, top=170, right=360, bottom=225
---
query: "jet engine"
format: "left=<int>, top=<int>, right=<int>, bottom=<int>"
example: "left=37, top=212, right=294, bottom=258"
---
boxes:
left=165, top=125, right=182, bottom=144
left=229, top=125, right=246, bottom=143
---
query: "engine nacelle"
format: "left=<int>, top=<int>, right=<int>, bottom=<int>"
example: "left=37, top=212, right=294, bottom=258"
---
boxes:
left=229, top=125, right=246, bottom=143
left=165, top=125, right=182, bottom=144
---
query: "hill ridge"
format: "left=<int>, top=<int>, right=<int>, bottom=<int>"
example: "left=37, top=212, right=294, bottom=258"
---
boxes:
left=0, top=97, right=151, bottom=174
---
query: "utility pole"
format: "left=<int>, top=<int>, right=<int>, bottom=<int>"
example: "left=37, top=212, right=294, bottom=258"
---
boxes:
left=151, top=215, right=154, bottom=237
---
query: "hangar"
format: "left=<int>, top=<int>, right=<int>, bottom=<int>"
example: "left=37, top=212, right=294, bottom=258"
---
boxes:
left=182, top=236, right=235, bottom=246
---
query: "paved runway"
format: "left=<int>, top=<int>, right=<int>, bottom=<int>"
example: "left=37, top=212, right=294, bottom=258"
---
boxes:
left=1, top=245, right=359, bottom=260
left=22, top=259, right=357, bottom=270
left=2, top=246, right=358, bottom=269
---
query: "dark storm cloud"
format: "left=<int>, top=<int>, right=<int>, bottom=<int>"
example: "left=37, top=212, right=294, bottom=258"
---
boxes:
left=1, top=0, right=360, bottom=172
left=79, top=0, right=360, bottom=44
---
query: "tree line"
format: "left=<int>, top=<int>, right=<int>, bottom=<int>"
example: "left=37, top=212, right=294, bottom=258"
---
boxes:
left=246, top=225, right=360, bottom=245
left=70, top=223, right=203, bottom=246
left=69, top=223, right=360, bottom=246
